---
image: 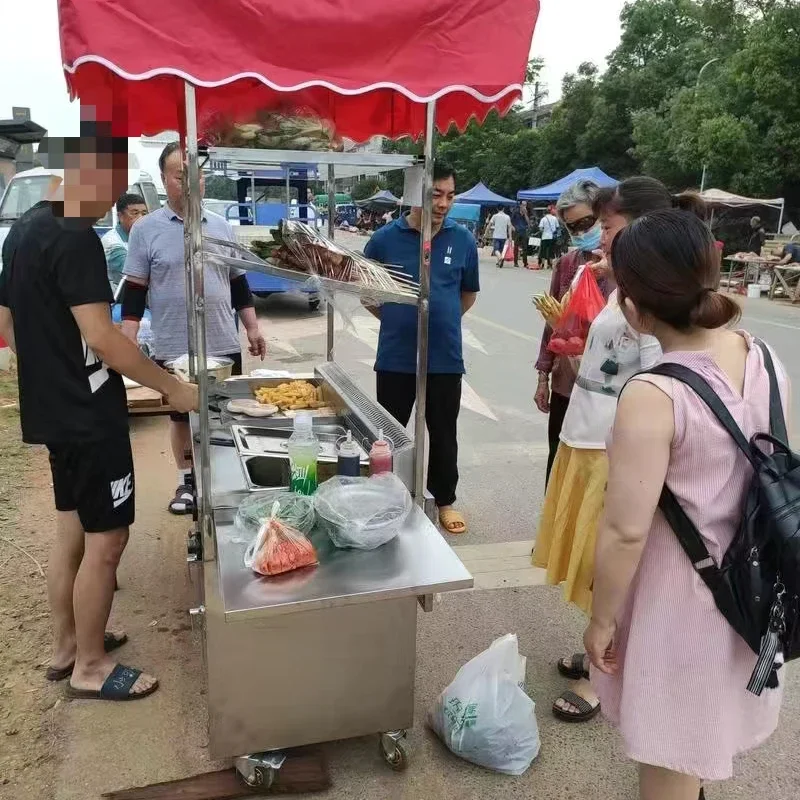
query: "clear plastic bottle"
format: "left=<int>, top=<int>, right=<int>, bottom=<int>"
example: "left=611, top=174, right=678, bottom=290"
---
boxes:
left=288, top=413, right=320, bottom=495
left=369, top=429, right=393, bottom=476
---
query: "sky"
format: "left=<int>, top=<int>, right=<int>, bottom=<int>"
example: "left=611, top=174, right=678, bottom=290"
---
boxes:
left=0, top=0, right=627, bottom=138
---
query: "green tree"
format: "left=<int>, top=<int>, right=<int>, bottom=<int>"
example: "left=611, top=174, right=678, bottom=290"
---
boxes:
left=350, top=177, right=384, bottom=201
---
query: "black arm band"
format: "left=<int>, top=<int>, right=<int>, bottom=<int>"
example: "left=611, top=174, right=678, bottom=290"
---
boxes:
left=121, top=282, right=147, bottom=320
left=231, top=274, right=254, bottom=311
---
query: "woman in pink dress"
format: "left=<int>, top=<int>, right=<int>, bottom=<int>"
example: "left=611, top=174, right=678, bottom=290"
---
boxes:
left=585, top=210, right=789, bottom=799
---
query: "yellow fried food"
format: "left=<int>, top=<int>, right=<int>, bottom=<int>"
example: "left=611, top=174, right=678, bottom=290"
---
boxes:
left=254, top=380, right=322, bottom=411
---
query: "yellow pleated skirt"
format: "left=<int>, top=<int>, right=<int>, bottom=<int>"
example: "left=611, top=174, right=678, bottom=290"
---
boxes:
left=532, top=443, right=608, bottom=615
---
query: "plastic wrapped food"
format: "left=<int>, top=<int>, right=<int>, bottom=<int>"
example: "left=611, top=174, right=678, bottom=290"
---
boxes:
left=314, top=473, right=412, bottom=550
left=203, top=108, right=343, bottom=152
left=547, top=267, right=605, bottom=357
left=236, top=492, right=316, bottom=536
left=251, top=220, right=419, bottom=299
left=244, top=503, right=318, bottom=577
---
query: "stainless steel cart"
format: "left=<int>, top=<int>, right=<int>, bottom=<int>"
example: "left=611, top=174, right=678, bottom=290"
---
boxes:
left=182, top=93, right=474, bottom=770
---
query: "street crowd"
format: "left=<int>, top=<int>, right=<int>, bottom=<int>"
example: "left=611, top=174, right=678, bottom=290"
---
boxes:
left=0, top=128, right=795, bottom=800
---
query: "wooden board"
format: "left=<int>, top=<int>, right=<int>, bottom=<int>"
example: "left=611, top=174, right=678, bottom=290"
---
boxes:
left=102, top=748, right=330, bottom=799
left=126, top=386, right=173, bottom=416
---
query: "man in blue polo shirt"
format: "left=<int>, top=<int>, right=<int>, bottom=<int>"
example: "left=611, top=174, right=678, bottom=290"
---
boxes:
left=364, top=164, right=479, bottom=535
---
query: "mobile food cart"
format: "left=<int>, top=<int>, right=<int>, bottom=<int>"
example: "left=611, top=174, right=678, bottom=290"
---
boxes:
left=58, top=0, right=539, bottom=779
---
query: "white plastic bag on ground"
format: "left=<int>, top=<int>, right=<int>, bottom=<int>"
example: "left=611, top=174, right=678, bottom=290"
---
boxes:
left=428, top=634, right=540, bottom=775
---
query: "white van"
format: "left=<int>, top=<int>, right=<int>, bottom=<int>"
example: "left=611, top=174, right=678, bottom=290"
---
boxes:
left=0, top=167, right=160, bottom=272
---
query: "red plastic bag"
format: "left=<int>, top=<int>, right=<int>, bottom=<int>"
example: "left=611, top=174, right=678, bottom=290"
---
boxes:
left=547, top=267, right=605, bottom=357
left=244, top=504, right=318, bottom=577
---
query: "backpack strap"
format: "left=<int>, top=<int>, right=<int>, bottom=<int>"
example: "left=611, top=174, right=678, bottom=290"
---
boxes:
left=643, top=363, right=756, bottom=468
left=754, top=339, right=788, bottom=443
left=658, top=485, right=718, bottom=575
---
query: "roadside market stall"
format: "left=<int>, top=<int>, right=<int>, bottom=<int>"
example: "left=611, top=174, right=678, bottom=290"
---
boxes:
left=57, top=0, right=540, bottom=781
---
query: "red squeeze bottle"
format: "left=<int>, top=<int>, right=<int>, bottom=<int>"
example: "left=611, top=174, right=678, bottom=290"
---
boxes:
left=369, top=429, right=393, bottom=476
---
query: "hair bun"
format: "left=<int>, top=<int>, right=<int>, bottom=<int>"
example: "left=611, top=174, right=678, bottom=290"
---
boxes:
left=690, top=289, right=741, bottom=329
left=673, top=192, right=708, bottom=221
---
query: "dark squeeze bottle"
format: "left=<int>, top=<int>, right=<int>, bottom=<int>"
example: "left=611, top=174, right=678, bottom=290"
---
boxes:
left=336, top=430, right=362, bottom=477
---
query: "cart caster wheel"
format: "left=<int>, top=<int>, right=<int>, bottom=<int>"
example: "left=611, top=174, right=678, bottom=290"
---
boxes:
left=309, top=298, right=321, bottom=312
left=379, top=733, right=408, bottom=771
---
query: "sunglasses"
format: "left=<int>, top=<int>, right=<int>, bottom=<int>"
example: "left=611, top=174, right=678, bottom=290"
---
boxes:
left=564, top=214, right=597, bottom=235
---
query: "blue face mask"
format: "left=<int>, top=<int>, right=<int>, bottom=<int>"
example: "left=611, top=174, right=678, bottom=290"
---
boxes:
left=570, top=223, right=602, bottom=252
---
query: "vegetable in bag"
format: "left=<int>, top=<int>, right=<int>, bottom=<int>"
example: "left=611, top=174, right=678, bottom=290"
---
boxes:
left=244, top=502, right=318, bottom=577
left=548, top=266, right=605, bottom=357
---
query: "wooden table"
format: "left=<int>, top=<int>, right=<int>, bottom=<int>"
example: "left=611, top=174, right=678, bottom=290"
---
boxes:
left=126, top=385, right=173, bottom=416
left=722, top=256, right=777, bottom=295
left=771, top=265, right=800, bottom=304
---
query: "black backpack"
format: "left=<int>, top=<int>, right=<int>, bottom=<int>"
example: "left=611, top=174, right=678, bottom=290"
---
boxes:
left=643, top=341, right=800, bottom=695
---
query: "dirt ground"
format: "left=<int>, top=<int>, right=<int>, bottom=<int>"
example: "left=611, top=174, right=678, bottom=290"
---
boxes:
left=0, top=364, right=61, bottom=799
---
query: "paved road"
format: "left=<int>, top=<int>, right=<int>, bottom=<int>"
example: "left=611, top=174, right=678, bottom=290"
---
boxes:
left=250, top=240, right=800, bottom=548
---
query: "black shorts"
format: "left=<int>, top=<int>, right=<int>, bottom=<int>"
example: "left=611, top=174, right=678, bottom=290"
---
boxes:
left=48, top=436, right=135, bottom=533
left=539, top=239, right=555, bottom=260
left=157, top=351, right=242, bottom=422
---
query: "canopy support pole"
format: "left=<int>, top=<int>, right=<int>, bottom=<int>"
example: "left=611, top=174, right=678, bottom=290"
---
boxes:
left=184, top=82, right=214, bottom=561
left=778, top=200, right=785, bottom=234
left=326, top=164, right=336, bottom=361
left=413, top=101, right=435, bottom=507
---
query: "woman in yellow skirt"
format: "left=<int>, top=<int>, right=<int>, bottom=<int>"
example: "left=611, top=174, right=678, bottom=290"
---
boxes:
left=532, top=176, right=710, bottom=722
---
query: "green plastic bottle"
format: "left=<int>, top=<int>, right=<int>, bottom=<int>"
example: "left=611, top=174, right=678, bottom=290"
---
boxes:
left=288, top=412, right=320, bottom=495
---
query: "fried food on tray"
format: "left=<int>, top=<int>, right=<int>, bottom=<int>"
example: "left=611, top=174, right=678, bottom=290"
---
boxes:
left=254, top=380, right=327, bottom=411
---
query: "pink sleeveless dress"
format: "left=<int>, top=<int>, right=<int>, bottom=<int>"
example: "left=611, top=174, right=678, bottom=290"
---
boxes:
left=591, top=333, right=788, bottom=781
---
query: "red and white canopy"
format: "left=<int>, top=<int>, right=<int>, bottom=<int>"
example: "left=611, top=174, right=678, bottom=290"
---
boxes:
left=58, top=0, right=540, bottom=140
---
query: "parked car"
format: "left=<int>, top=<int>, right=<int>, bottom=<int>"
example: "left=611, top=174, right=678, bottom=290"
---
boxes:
left=0, top=167, right=160, bottom=272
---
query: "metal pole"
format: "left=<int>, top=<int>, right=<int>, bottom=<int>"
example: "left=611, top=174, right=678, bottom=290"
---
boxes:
left=695, top=59, right=719, bottom=196
left=778, top=201, right=785, bottom=234
left=182, top=136, right=197, bottom=381
left=413, top=101, right=435, bottom=506
left=285, top=168, right=291, bottom=215
left=326, top=163, right=336, bottom=361
left=184, top=83, right=214, bottom=560
left=250, top=174, right=256, bottom=225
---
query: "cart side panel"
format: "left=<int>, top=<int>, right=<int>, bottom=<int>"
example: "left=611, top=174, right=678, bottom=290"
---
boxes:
left=205, top=592, right=417, bottom=759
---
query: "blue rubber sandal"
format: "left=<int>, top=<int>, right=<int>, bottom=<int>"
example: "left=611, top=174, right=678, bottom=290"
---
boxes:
left=66, top=664, right=159, bottom=702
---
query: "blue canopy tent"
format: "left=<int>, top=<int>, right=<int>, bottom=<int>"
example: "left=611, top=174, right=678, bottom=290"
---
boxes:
left=517, top=167, right=618, bottom=203
left=455, top=181, right=516, bottom=206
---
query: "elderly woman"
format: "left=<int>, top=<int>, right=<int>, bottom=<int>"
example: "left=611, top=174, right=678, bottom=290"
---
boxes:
left=533, top=178, right=610, bottom=483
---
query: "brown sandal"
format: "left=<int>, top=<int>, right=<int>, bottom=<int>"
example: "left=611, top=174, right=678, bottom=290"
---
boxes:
left=439, top=509, right=467, bottom=535
left=552, top=690, right=601, bottom=723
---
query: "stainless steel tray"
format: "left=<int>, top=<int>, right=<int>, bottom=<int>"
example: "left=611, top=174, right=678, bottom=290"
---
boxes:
left=231, top=424, right=369, bottom=463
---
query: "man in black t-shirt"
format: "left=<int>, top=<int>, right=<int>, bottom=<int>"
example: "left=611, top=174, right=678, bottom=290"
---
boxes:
left=0, top=132, right=198, bottom=702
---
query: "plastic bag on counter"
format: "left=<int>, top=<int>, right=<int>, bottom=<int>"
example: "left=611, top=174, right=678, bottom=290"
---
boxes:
left=236, top=492, right=316, bottom=537
left=314, top=473, right=412, bottom=551
left=428, top=634, right=540, bottom=776
left=244, top=502, right=318, bottom=577
left=547, top=266, right=605, bottom=357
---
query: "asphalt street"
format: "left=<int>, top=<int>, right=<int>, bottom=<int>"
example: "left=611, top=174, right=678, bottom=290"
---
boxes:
left=249, top=236, right=800, bottom=548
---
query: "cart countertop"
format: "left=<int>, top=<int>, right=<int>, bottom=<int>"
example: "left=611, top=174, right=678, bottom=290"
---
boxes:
left=214, top=504, right=473, bottom=621
left=189, top=413, right=473, bottom=620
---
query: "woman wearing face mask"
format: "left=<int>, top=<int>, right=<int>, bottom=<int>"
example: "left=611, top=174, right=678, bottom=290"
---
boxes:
left=534, top=179, right=611, bottom=484
left=585, top=210, right=788, bottom=800
left=533, top=177, right=708, bottom=724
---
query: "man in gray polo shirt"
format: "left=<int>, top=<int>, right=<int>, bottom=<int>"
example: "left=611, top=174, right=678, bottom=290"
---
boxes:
left=121, top=142, right=266, bottom=514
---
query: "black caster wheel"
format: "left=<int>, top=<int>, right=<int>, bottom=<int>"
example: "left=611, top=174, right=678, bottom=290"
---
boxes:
left=379, top=733, right=408, bottom=771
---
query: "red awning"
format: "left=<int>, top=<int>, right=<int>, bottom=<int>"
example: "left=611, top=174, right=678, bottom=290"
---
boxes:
left=58, top=0, right=540, bottom=140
